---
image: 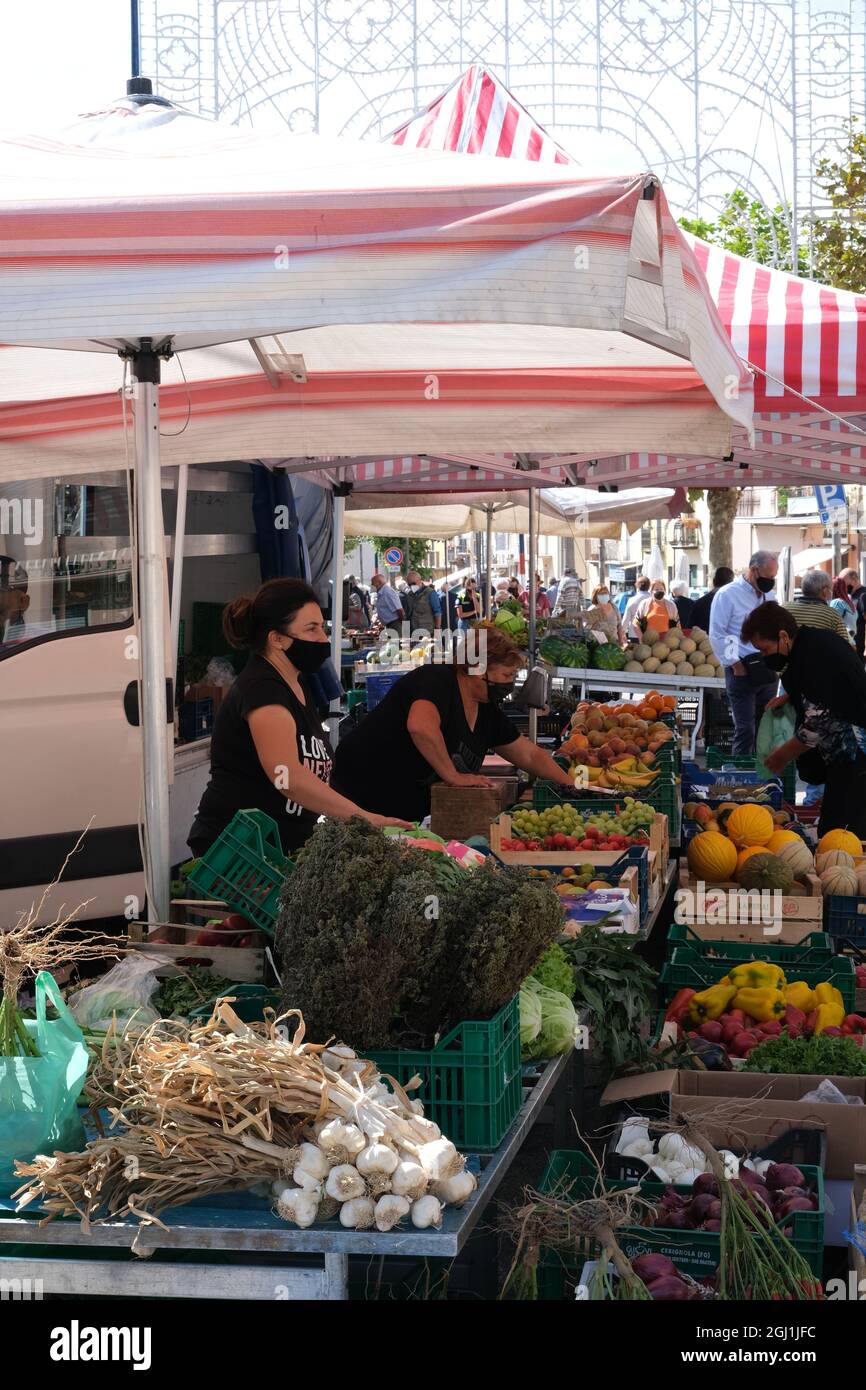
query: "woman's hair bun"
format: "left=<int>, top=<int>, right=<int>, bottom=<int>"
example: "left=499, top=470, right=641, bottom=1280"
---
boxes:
left=222, top=594, right=255, bottom=649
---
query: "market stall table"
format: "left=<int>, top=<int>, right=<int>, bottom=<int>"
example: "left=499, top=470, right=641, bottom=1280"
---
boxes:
left=549, top=667, right=726, bottom=758
left=0, top=1052, right=570, bottom=1301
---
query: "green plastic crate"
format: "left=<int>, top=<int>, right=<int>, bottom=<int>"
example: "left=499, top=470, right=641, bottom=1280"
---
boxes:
left=536, top=1150, right=824, bottom=1297
left=659, top=947, right=855, bottom=1010
left=664, top=923, right=835, bottom=967
left=186, top=809, right=292, bottom=936
left=365, top=995, right=521, bottom=1151
left=706, top=748, right=796, bottom=806
left=532, top=777, right=680, bottom=841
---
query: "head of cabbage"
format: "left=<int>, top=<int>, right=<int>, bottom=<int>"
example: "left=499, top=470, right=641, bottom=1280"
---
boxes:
left=520, top=978, right=579, bottom=1059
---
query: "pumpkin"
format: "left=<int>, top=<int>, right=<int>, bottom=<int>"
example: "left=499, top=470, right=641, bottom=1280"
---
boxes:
left=817, top=828, right=862, bottom=857
left=687, top=830, right=738, bottom=882
left=737, top=852, right=795, bottom=893
left=736, top=845, right=769, bottom=879
left=725, top=803, right=775, bottom=848
left=765, top=829, right=801, bottom=854
left=777, top=839, right=815, bottom=880
left=819, top=865, right=859, bottom=896
left=815, top=849, right=856, bottom=873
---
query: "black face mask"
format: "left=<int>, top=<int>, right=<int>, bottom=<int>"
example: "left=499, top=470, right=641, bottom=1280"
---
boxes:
left=486, top=675, right=516, bottom=703
left=652, top=590, right=665, bottom=601
left=848, top=584, right=857, bottom=595
left=284, top=636, right=330, bottom=673
left=755, top=575, right=775, bottom=593
left=764, top=651, right=789, bottom=672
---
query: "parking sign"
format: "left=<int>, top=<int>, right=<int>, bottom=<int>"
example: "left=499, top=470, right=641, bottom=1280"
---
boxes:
left=383, top=546, right=403, bottom=567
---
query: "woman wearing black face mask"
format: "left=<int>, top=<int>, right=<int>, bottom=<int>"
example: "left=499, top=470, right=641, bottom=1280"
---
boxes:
left=330, top=626, right=576, bottom=822
left=189, top=580, right=410, bottom=857
left=741, top=603, right=866, bottom=836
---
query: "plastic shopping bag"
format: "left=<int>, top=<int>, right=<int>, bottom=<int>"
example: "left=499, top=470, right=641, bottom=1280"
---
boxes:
left=67, top=951, right=175, bottom=1033
left=754, top=703, right=797, bottom=781
left=0, top=972, right=89, bottom=1192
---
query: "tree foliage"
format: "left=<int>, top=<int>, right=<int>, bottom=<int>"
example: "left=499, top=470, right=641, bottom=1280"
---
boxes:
left=811, top=119, right=866, bottom=292
left=680, top=190, right=807, bottom=273
left=346, top=534, right=433, bottom=577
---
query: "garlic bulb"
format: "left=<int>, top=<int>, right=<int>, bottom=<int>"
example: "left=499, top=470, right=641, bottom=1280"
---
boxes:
left=374, top=1194, right=410, bottom=1232
left=391, top=1160, right=428, bottom=1202
left=411, top=1116, right=441, bottom=1142
left=432, top=1171, right=477, bottom=1207
left=322, top=1044, right=357, bottom=1071
left=417, top=1138, right=464, bottom=1181
left=339, top=1197, right=376, bottom=1229
left=356, top=1143, right=399, bottom=1179
left=293, top=1142, right=329, bottom=1189
left=275, top=1186, right=318, bottom=1228
left=409, top=1099, right=425, bottom=1115
left=325, top=1164, right=367, bottom=1203
left=317, top=1119, right=366, bottom=1165
left=410, top=1195, right=443, bottom=1229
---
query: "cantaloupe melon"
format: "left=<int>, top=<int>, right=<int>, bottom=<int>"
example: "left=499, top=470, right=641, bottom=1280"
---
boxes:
left=642, top=657, right=660, bottom=672
left=820, top=865, right=859, bottom=896
left=625, top=661, right=643, bottom=672
left=680, top=638, right=697, bottom=656
left=665, top=631, right=681, bottom=649
left=653, top=644, right=670, bottom=661
left=657, top=662, right=676, bottom=675
left=736, top=845, right=768, bottom=879
left=679, top=662, right=695, bottom=676
left=738, top=852, right=795, bottom=893
left=816, top=849, right=856, bottom=873
left=777, top=838, right=814, bottom=880
left=694, top=663, right=714, bottom=676
left=634, top=644, right=653, bottom=662
left=765, top=829, right=801, bottom=854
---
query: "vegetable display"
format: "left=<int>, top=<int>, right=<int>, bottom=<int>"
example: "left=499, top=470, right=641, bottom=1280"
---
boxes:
left=624, top=624, right=721, bottom=678
left=743, top=1032, right=866, bottom=1075
left=561, top=922, right=657, bottom=1068
left=276, top=818, right=561, bottom=1049
left=519, top=979, right=580, bottom=1059
left=507, top=799, right=656, bottom=851
left=558, top=697, right=678, bottom=788
left=539, top=635, right=589, bottom=669
left=14, top=1005, right=475, bottom=1241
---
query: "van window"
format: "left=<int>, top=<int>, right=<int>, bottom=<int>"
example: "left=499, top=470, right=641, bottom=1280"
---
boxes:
left=0, top=477, right=133, bottom=658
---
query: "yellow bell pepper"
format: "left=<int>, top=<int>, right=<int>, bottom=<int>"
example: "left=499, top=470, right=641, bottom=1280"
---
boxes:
left=732, top=987, right=787, bottom=1023
left=813, top=1002, right=845, bottom=1033
left=726, top=961, right=786, bottom=992
left=688, top=981, right=738, bottom=1025
left=784, top=981, right=817, bottom=1013
left=814, top=982, right=844, bottom=1010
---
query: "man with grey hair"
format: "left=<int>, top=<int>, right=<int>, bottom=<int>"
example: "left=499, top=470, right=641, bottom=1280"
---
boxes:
left=709, top=550, right=779, bottom=754
left=783, top=569, right=852, bottom=644
left=670, top=578, right=694, bottom=628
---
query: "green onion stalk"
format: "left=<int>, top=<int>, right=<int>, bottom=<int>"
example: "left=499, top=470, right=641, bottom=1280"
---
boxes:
left=0, top=992, right=39, bottom=1057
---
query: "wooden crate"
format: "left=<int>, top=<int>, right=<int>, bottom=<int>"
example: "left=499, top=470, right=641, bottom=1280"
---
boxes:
left=128, top=916, right=266, bottom=984
left=430, top=779, right=518, bottom=841
left=489, top=810, right=668, bottom=869
left=674, top=867, right=824, bottom=928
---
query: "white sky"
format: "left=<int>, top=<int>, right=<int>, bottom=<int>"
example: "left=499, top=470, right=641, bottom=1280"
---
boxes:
left=0, top=1, right=130, bottom=134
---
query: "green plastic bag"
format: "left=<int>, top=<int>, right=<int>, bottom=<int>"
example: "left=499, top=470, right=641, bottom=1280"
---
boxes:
left=0, top=971, right=89, bottom=1193
left=755, top=704, right=797, bottom=781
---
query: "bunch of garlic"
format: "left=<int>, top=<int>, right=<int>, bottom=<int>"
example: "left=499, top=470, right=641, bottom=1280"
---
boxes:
left=615, top=1119, right=772, bottom=1186
left=272, top=1049, right=477, bottom=1233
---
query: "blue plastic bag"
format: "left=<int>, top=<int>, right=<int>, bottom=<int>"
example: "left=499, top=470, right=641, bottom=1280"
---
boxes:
left=755, top=704, right=797, bottom=781
left=0, top=971, right=89, bottom=1193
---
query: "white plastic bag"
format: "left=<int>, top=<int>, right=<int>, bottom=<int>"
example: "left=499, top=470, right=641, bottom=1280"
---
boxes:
left=800, top=1078, right=864, bottom=1106
left=68, top=952, right=176, bottom=1032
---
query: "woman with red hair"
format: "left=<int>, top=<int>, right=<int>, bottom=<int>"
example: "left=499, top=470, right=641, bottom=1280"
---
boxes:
left=830, top=574, right=857, bottom=639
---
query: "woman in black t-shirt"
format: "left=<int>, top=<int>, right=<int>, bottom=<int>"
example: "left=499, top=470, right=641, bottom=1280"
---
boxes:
left=331, top=627, right=577, bottom=822
left=189, top=579, right=409, bottom=857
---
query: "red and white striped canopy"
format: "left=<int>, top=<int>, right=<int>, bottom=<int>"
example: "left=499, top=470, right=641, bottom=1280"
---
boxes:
left=0, top=94, right=752, bottom=482
left=390, top=65, right=866, bottom=486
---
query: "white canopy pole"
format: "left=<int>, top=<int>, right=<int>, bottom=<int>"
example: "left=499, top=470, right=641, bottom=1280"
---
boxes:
left=169, top=463, right=189, bottom=681
left=485, top=505, right=494, bottom=617
left=328, top=486, right=347, bottom=738
left=131, top=343, right=171, bottom=923
left=527, top=484, right=538, bottom=744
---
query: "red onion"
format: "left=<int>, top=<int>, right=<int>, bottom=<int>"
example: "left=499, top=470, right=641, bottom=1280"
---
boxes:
left=707, top=1198, right=722, bottom=1221
left=737, top=1166, right=766, bottom=1192
left=631, top=1253, right=677, bottom=1282
left=703, top=1218, right=722, bottom=1232
left=766, top=1163, right=805, bottom=1191
left=687, top=1193, right=716, bottom=1224
left=776, top=1196, right=816, bottom=1217
left=662, top=1209, right=690, bottom=1230
left=647, top=1275, right=690, bottom=1300
left=692, top=1173, right=719, bottom=1197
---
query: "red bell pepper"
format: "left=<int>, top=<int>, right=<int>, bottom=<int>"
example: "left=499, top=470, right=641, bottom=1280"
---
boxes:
left=784, top=1004, right=807, bottom=1038
left=664, top=988, right=696, bottom=1024
left=842, top=1014, right=866, bottom=1034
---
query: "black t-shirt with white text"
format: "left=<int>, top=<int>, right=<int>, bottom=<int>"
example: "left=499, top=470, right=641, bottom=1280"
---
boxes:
left=190, top=654, right=333, bottom=855
left=330, top=664, right=519, bottom=821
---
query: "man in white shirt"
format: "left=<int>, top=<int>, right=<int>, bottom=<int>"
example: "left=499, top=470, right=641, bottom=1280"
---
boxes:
left=623, top=576, right=651, bottom=640
left=370, top=572, right=405, bottom=630
left=709, top=550, right=779, bottom=755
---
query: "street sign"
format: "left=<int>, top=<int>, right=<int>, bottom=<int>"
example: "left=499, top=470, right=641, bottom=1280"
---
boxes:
left=814, top=484, right=847, bottom=524
left=383, top=546, right=403, bottom=567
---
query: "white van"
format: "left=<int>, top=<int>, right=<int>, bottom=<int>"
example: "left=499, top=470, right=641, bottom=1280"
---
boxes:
left=0, top=465, right=264, bottom=926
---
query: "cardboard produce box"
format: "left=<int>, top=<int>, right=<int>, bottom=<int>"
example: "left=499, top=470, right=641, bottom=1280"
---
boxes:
left=675, top=866, right=823, bottom=926
left=429, top=779, right=518, bottom=841
left=602, top=1068, right=866, bottom=1181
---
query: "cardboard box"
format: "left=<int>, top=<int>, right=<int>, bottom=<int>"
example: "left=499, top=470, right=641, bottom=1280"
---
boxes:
left=602, top=1068, right=866, bottom=1180
left=675, top=866, right=824, bottom=926
left=185, top=680, right=230, bottom=716
left=129, top=917, right=266, bottom=984
left=490, top=810, right=668, bottom=868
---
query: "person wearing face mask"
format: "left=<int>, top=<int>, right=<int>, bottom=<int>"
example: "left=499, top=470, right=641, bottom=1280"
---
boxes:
left=709, top=550, right=779, bottom=755
left=633, top=579, right=679, bottom=639
left=838, top=568, right=866, bottom=656
left=188, top=580, right=410, bottom=857
left=586, top=584, right=624, bottom=645
left=741, top=603, right=866, bottom=837
left=329, top=627, right=576, bottom=821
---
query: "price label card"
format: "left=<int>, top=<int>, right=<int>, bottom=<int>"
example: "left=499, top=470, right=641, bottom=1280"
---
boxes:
left=572, top=765, right=589, bottom=789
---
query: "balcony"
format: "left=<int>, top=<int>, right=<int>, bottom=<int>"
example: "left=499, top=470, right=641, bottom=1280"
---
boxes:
left=670, top=521, right=703, bottom=549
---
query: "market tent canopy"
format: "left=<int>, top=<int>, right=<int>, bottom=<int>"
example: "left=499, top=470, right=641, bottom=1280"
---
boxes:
left=0, top=93, right=754, bottom=481
left=390, top=64, right=866, bottom=485
left=342, top=484, right=690, bottom=541
left=791, top=547, right=834, bottom=571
